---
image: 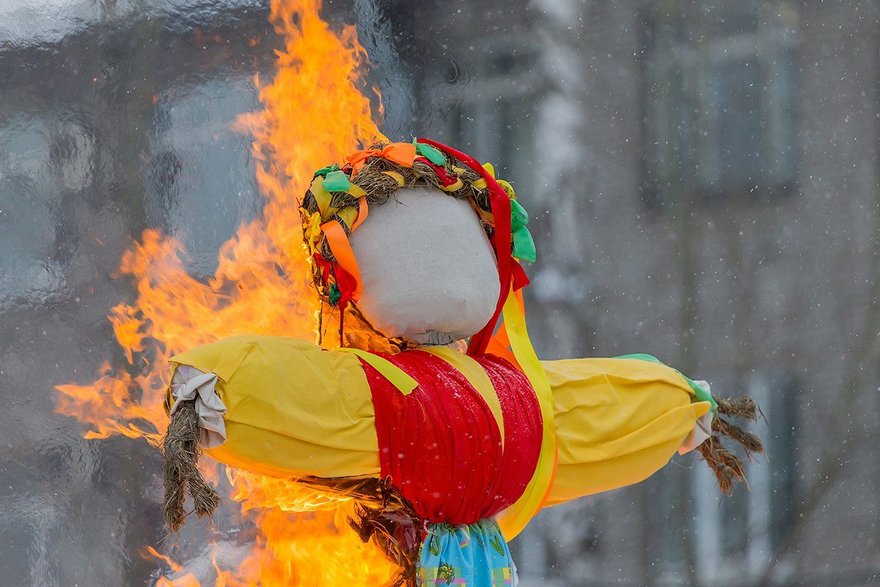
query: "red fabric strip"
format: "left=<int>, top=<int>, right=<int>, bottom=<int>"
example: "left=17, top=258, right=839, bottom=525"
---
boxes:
left=474, top=353, right=543, bottom=516
left=363, top=350, right=542, bottom=525
left=511, top=259, right=530, bottom=291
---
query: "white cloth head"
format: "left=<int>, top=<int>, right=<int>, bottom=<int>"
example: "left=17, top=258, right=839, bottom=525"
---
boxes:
left=350, top=186, right=501, bottom=345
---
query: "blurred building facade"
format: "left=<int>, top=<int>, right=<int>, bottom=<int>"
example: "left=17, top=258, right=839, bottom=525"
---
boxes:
left=404, top=0, right=880, bottom=585
left=1, top=0, right=878, bottom=585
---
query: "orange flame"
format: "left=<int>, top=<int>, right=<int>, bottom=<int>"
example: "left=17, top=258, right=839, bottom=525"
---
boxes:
left=56, top=0, right=399, bottom=583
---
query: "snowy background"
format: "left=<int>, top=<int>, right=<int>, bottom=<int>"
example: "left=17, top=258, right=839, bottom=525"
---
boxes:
left=2, top=0, right=878, bottom=585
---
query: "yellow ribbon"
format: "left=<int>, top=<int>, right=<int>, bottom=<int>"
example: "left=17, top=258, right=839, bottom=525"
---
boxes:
left=336, top=207, right=358, bottom=231
left=440, top=178, right=464, bottom=192
left=382, top=171, right=406, bottom=186
left=301, top=210, right=323, bottom=255
left=347, top=183, right=367, bottom=198
left=309, top=176, right=333, bottom=218
left=338, top=348, right=418, bottom=396
left=494, top=288, right=558, bottom=540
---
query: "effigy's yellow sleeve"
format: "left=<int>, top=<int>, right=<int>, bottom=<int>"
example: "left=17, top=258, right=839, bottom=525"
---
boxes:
left=542, top=357, right=711, bottom=507
left=168, top=334, right=379, bottom=479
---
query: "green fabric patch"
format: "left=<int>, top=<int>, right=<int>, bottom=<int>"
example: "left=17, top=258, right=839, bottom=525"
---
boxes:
left=510, top=199, right=528, bottom=225
left=415, top=142, right=447, bottom=165
left=510, top=199, right=536, bottom=262
left=313, top=163, right=339, bottom=177
left=323, top=170, right=351, bottom=192
left=328, top=283, right=341, bottom=305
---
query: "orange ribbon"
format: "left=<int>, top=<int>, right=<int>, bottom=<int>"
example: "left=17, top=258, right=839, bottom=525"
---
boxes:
left=346, top=142, right=417, bottom=176
left=320, top=220, right=363, bottom=301
left=351, top=197, right=369, bottom=231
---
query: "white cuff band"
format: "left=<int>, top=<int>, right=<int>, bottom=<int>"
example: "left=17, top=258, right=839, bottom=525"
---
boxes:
left=170, top=365, right=227, bottom=449
left=678, top=380, right=713, bottom=455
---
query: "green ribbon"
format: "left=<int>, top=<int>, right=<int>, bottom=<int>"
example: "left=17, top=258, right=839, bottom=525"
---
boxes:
left=328, top=283, right=341, bottom=305
left=314, top=163, right=340, bottom=177
left=323, top=170, right=351, bottom=192
left=415, top=141, right=447, bottom=166
left=510, top=199, right=536, bottom=263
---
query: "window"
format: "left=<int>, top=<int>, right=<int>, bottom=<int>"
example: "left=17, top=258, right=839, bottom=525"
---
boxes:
left=640, top=1, right=798, bottom=209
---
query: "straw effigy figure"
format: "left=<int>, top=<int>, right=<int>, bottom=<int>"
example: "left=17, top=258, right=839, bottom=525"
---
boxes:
left=163, top=138, right=763, bottom=586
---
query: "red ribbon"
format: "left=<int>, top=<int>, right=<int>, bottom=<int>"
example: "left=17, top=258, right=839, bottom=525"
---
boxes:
left=415, top=156, right=459, bottom=187
left=313, top=252, right=358, bottom=309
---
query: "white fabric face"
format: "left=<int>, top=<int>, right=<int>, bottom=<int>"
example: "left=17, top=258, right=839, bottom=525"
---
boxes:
left=350, top=186, right=501, bottom=345
left=170, top=364, right=227, bottom=448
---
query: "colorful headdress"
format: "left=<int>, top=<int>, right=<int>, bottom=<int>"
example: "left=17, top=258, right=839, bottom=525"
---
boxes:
left=300, top=137, right=536, bottom=354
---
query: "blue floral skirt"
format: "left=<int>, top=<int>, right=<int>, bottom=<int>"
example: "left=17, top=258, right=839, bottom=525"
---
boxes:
left=418, top=519, right=517, bottom=586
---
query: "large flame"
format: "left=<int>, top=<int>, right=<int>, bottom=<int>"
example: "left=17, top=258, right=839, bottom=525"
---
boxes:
left=56, top=0, right=399, bottom=583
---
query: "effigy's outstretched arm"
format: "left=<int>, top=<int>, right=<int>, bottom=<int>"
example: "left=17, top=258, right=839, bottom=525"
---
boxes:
left=162, top=335, right=381, bottom=530
left=541, top=355, right=762, bottom=508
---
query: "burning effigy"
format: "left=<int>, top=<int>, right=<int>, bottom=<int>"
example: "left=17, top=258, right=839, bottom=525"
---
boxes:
left=53, top=1, right=764, bottom=585
left=162, top=137, right=763, bottom=585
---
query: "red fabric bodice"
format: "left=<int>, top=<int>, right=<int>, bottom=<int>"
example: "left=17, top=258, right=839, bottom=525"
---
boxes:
left=361, top=350, right=543, bottom=525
